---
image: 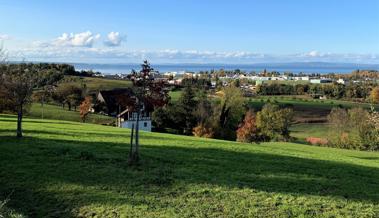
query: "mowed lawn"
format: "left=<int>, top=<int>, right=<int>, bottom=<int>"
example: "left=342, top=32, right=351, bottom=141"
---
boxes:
left=0, top=115, right=379, bottom=217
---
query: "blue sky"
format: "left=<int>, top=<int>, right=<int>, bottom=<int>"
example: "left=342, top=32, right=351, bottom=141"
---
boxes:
left=0, top=0, right=378, bottom=63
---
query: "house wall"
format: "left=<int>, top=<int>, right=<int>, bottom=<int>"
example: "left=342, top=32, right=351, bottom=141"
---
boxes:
left=121, top=120, right=152, bottom=132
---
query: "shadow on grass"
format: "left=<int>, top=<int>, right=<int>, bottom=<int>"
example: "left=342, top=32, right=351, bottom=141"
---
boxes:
left=0, top=135, right=378, bottom=216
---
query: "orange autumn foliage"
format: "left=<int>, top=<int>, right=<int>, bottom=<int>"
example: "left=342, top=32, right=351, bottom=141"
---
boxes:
left=236, top=110, right=259, bottom=143
left=79, top=96, right=92, bottom=122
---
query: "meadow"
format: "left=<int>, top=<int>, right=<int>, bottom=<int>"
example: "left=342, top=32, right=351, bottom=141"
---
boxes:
left=0, top=115, right=378, bottom=217
left=28, top=103, right=114, bottom=125
left=63, top=76, right=132, bottom=93
left=81, top=77, right=132, bottom=92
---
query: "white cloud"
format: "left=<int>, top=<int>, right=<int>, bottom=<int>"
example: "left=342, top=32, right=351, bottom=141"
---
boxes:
left=6, top=45, right=379, bottom=64
left=54, top=31, right=100, bottom=47
left=104, top=32, right=124, bottom=47
left=308, top=50, right=320, bottom=57
left=0, top=34, right=11, bottom=41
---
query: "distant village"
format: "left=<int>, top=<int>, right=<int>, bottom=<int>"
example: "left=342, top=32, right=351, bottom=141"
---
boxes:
left=91, top=68, right=379, bottom=89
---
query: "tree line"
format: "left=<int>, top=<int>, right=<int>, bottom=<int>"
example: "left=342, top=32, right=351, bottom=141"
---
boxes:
left=322, top=107, right=379, bottom=150
left=256, top=83, right=376, bottom=101
left=152, top=85, right=294, bottom=142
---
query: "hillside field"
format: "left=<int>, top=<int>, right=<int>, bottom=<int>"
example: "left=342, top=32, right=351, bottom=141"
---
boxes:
left=63, top=76, right=132, bottom=93
left=28, top=103, right=114, bottom=125
left=0, top=115, right=378, bottom=217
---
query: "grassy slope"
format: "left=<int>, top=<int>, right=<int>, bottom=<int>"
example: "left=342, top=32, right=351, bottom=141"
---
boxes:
left=81, top=77, right=132, bottom=92
left=28, top=103, right=114, bottom=125
left=0, top=115, right=378, bottom=217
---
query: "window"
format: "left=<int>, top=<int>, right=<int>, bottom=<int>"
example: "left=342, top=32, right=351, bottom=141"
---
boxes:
left=144, top=122, right=147, bottom=127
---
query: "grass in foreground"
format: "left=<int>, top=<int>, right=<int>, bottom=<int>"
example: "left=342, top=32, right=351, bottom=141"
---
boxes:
left=0, top=115, right=378, bottom=217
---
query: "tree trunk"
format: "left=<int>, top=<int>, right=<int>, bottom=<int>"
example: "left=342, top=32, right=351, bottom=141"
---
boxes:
left=17, top=105, right=23, bottom=138
left=41, top=97, right=44, bottom=120
left=135, top=108, right=140, bottom=158
left=128, top=123, right=134, bottom=164
left=128, top=108, right=140, bottom=165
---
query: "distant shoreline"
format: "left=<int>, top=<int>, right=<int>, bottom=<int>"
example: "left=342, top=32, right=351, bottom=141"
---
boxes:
left=8, top=61, right=379, bottom=75
left=73, top=62, right=379, bottom=75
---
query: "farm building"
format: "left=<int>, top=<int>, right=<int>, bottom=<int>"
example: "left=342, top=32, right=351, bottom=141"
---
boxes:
left=116, top=108, right=152, bottom=132
left=96, top=88, right=135, bottom=116
left=96, top=88, right=153, bottom=132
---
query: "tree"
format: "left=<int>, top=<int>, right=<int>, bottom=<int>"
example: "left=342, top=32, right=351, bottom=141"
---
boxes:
left=79, top=96, right=92, bottom=123
left=0, top=48, right=12, bottom=113
left=176, top=85, right=198, bottom=134
left=370, top=87, right=379, bottom=104
left=128, top=60, right=169, bottom=165
left=213, top=85, right=245, bottom=140
left=236, top=110, right=259, bottom=143
left=193, top=89, right=212, bottom=126
left=327, top=107, right=378, bottom=150
left=256, top=104, right=293, bottom=141
left=53, top=83, right=84, bottom=110
left=2, top=64, right=38, bottom=137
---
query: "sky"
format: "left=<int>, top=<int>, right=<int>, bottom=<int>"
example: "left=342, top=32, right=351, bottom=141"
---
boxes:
left=0, top=0, right=378, bottom=64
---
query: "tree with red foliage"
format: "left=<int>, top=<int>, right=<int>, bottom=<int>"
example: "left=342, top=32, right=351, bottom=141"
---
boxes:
left=128, top=60, right=169, bottom=165
left=236, top=110, right=259, bottom=143
left=79, top=96, right=92, bottom=123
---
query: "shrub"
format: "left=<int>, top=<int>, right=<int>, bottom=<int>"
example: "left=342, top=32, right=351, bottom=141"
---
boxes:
left=193, top=123, right=214, bottom=138
left=306, top=137, right=328, bottom=146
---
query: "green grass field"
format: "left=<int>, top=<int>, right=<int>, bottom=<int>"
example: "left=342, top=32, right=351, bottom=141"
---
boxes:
left=82, top=77, right=132, bottom=91
left=290, top=123, right=330, bottom=143
left=0, top=115, right=378, bottom=217
left=63, top=76, right=132, bottom=93
left=28, top=103, right=114, bottom=125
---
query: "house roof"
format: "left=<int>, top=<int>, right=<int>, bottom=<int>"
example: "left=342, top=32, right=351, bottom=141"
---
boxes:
left=98, top=88, right=134, bottom=104
left=97, top=88, right=137, bottom=113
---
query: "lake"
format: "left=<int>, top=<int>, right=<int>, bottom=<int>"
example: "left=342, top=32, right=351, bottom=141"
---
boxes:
left=73, top=63, right=379, bottom=75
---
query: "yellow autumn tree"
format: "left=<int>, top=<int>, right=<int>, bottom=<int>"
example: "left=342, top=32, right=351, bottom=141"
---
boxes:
left=370, top=87, right=379, bottom=104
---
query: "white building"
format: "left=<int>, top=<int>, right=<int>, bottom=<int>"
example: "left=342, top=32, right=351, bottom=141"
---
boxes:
left=310, top=78, right=333, bottom=84
left=117, top=109, right=152, bottom=132
left=337, top=78, right=349, bottom=85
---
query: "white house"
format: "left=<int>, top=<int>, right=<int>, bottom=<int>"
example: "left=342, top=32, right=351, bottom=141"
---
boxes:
left=310, top=78, right=333, bottom=84
left=337, top=78, right=349, bottom=85
left=117, top=109, right=152, bottom=132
